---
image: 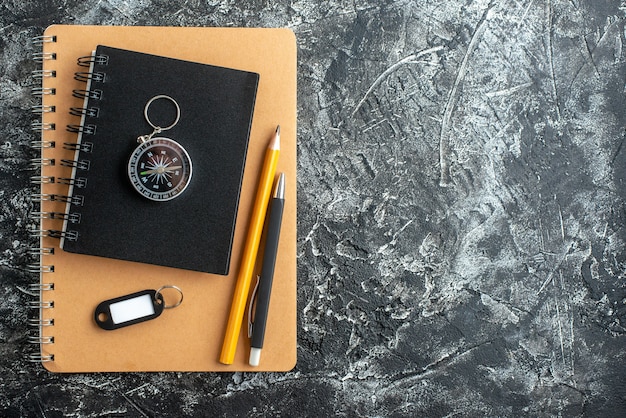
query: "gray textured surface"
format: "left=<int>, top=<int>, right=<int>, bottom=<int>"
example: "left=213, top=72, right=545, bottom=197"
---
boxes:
left=1, top=0, right=625, bottom=416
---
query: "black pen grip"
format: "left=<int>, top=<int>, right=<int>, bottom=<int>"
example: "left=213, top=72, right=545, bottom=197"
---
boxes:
left=251, top=196, right=284, bottom=348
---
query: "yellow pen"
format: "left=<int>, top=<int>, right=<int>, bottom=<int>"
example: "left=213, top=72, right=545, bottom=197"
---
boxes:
left=220, top=126, right=281, bottom=365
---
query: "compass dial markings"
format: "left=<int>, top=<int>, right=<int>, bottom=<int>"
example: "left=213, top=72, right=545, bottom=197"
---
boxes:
left=128, top=137, right=192, bottom=202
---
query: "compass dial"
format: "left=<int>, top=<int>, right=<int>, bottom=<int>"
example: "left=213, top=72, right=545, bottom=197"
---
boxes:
left=128, top=137, right=192, bottom=201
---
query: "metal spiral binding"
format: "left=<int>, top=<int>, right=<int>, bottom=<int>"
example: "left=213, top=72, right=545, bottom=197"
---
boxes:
left=26, top=264, right=54, bottom=273
left=28, top=353, right=54, bottom=363
left=69, top=106, right=99, bottom=118
left=31, top=210, right=79, bottom=221
left=77, top=53, right=108, bottom=67
left=30, top=175, right=55, bottom=184
left=31, top=121, right=55, bottom=132
left=29, top=158, right=55, bottom=168
left=28, top=248, right=54, bottom=257
left=29, top=300, right=54, bottom=309
left=60, top=158, right=91, bottom=171
left=28, top=318, right=54, bottom=327
left=57, top=176, right=88, bottom=188
left=65, top=49, right=103, bottom=166
left=31, top=105, right=55, bottom=114
left=32, top=35, right=56, bottom=46
left=74, top=71, right=105, bottom=82
left=32, top=52, right=56, bottom=63
left=31, top=69, right=56, bottom=79
left=63, top=142, right=94, bottom=152
left=28, top=335, right=54, bottom=344
left=27, top=45, right=107, bottom=364
left=30, top=140, right=55, bottom=149
left=31, top=193, right=85, bottom=206
left=72, top=89, right=102, bottom=100
left=31, top=87, right=56, bottom=97
left=66, top=124, right=96, bottom=135
left=29, top=33, right=57, bottom=364
left=31, top=211, right=81, bottom=223
left=30, top=228, right=79, bottom=241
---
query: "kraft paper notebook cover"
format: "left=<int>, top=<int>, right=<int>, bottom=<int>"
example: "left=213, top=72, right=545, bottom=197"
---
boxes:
left=60, top=45, right=259, bottom=274
left=31, top=25, right=297, bottom=372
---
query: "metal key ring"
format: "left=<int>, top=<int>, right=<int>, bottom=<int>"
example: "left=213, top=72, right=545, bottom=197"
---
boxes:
left=144, top=95, right=181, bottom=132
left=154, top=285, right=184, bottom=309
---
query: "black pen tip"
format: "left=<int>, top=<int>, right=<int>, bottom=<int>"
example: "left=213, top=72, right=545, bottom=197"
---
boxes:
left=274, top=172, right=285, bottom=199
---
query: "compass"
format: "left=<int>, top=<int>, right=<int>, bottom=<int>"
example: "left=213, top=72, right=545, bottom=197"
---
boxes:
left=128, top=137, right=192, bottom=201
left=128, top=95, right=192, bottom=202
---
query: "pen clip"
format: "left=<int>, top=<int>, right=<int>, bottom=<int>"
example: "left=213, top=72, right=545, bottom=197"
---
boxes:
left=247, top=275, right=261, bottom=338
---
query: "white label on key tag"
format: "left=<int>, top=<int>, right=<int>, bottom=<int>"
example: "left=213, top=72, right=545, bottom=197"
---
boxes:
left=109, top=293, right=155, bottom=324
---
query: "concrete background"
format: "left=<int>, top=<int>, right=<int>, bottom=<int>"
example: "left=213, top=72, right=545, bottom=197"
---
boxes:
left=1, top=0, right=625, bottom=416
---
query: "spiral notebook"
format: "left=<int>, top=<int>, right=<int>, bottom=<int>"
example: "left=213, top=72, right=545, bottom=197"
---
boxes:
left=60, top=45, right=259, bottom=274
left=30, top=25, right=297, bottom=372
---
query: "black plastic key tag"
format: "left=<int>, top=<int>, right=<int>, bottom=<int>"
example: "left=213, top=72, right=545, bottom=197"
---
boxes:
left=95, top=286, right=183, bottom=330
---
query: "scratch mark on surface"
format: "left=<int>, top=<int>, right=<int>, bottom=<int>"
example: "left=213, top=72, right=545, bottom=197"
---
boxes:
left=554, top=293, right=566, bottom=368
left=439, top=2, right=495, bottom=187
left=538, top=271, right=554, bottom=295
left=610, top=130, right=625, bottom=165
left=558, top=269, right=576, bottom=375
left=582, top=36, right=601, bottom=77
left=351, top=46, right=443, bottom=118
left=485, top=82, right=533, bottom=98
left=570, top=312, right=575, bottom=375
left=81, top=378, right=149, bottom=417
left=102, top=0, right=137, bottom=23
left=385, top=339, right=496, bottom=390
left=117, top=391, right=150, bottom=418
left=361, top=118, right=389, bottom=133
left=537, top=240, right=576, bottom=296
left=545, top=0, right=561, bottom=120
left=518, top=0, right=535, bottom=29
left=378, top=220, right=414, bottom=253
left=15, top=285, right=37, bottom=297
left=125, top=383, right=150, bottom=395
left=558, top=203, right=565, bottom=241
left=570, top=19, right=620, bottom=90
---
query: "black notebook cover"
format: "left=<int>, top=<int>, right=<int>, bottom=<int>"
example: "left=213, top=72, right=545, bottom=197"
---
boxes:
left=61, top=45, right=259, bottom=274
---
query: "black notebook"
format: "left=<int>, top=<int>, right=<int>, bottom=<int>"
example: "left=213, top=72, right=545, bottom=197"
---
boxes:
left=60, top=45, right=259, bottom=274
